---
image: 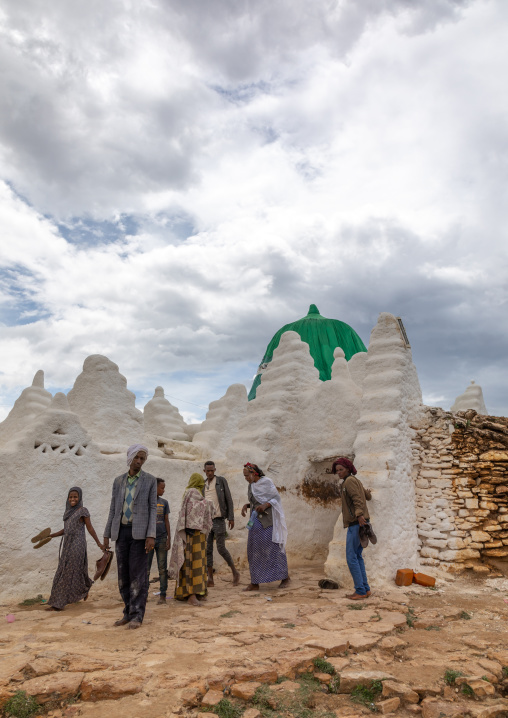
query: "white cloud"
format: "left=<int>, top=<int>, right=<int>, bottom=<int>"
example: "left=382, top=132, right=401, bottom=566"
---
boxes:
left=0, top=0, right=507, bottom=421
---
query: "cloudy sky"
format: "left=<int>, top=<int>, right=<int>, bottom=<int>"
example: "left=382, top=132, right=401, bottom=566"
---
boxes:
left=0, top=0, right=507, bottom=423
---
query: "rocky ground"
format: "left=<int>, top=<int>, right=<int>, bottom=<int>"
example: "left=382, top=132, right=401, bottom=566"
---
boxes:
left=1, top=568, right=508, bottom=718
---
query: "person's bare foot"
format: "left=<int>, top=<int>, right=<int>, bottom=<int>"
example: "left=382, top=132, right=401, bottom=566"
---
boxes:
left=157, top=596, right=166, bottom=605
left=232, top=569, right=240, bottom=586
left=207, top=567, right=215, bottom=588
left=197, top=594, right=208, bottom=601
left=243, top=583, right=259, bottom=592
left=187, top=595, right=202, bottom=606
left=279, top=577, right=291, bottom=588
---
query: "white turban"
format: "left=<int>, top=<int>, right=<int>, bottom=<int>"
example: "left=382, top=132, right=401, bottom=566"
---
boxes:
left=126, top=444, right=149, bottom=467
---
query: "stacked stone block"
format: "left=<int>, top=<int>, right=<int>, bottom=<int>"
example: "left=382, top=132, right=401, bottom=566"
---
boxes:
left=413, top=408, right=508, bottom=571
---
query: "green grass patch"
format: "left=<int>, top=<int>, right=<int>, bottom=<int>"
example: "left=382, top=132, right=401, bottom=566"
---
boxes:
left=252, top=685, right=273, bottom=713
left=220, top=610, right=241, bottom=619
left=252, top=679, right=338, bottom=718
left=460, top=611, right=471, bottom=620
left=502, top=666, right=508, bottom=678
left=17, top=594, right=44, bottom=607
left=444, top=669, right=463, bottom=686
left=347, top=603, right=365, bottom=610
left=350, top=680, right=382, bottom=711
left=424, top=625, right=442, bottom=631
left=3, top=691, right=41, bottom=718
left=406, top=607, right=417, bottom=628
left=313, top=658, right=335, bottom=675
left=297, top=672, right=321, bottom=691
left=329, top=676, right=340, bottom=694
left=203, top=699, right=243, bottom=718
left=283, top=623, right=296, bottom=628
left=461, top=683, right=474, bottom=698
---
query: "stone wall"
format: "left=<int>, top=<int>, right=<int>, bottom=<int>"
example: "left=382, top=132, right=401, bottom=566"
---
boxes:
left=414, top=407, right=508, bottom=572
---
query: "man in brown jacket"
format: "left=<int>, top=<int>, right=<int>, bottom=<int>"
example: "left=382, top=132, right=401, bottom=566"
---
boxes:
left=332, top=457, right=372, bottom=600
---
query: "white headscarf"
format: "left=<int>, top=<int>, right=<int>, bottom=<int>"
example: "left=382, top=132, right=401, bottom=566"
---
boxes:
left=251, top=476, right=288, bottom=551
left=126, top=443, right=149, bottom=467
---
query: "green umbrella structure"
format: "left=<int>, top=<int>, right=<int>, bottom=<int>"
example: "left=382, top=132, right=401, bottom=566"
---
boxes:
left=248, top=304, right=367, bottom=400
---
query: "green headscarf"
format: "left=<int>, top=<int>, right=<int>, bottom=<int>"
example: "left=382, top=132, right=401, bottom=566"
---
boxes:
left=185, top=472, right=205, bottom=496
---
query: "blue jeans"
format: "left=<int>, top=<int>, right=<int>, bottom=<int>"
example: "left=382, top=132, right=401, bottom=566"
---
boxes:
left=147, top=534, right=168, bottom=596
left=346, top=524, right=370, bottom=596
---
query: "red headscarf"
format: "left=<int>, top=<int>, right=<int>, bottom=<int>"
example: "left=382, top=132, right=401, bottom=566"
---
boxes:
left=244, top=462, right=264, bottom=477
left=331, top=457, right=357, bottom=475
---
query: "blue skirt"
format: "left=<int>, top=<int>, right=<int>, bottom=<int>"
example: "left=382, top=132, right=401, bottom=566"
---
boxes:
left=247, top=515, right=288, bottom=584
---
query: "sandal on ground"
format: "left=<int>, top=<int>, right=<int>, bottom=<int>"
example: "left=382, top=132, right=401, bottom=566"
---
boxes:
left=318, top=579, right=339, bottom=590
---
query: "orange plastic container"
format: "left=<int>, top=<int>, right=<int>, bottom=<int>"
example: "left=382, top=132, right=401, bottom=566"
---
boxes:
left=395, top=569, right=414, bottom=586
left=412, top=572, right=436, bottom=588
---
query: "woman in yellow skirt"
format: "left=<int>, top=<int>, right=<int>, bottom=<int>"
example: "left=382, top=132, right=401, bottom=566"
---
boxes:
left=169, top=473, right=214, bottom=606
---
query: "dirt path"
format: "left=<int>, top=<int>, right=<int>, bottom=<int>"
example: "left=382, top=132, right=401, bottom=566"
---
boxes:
left=1, top=568, right=508, bottom=717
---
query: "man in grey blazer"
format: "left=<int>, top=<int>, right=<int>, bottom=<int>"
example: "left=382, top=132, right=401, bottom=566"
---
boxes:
left=104, top=444, right=157, bottom=629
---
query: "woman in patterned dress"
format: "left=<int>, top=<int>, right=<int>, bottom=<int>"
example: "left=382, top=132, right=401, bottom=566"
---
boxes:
left=46, top=487, right=104, bottom=611
left=241, top=463, right=290, bottom=591
left=169, top=473, right=214, bottom=606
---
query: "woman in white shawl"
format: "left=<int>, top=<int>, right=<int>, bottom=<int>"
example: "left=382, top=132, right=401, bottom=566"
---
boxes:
left=241, top=463, right=290, bottom=591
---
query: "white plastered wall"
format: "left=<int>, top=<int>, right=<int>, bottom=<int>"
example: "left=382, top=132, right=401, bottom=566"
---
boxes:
left=67, top=355, right=143, bottom=449
left=144, top=386, right=190, bottom=441
left=0, top=407, right=208, bottom=603
left=193, top=383, right=248, bottom=461
left=224, top=333, right=362, bottom=565
left=450, top=381, right=488, bottom=415
left=325, top=313, right=424, bottom=588
left=0, top=370, right=52, bottom=449
left=0, top=312, right=432, bottom=600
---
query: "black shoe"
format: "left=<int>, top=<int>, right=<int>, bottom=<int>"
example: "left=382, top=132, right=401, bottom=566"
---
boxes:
left=318, top=579, right=339, bottom=590
left=359, top=526, right=369, bottom=548
left=366, top=524, right=378, bottom=545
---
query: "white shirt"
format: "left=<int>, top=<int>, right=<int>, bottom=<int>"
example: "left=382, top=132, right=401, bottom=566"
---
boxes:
left=205, top=476, right=221, bottom=519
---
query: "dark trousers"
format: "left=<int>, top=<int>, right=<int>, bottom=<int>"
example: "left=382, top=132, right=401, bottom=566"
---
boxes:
left=147, top=533, right=168, bottom=596
left=206, top=517, right=235, bottom=569
left=115, top=524, right=149, bottom=623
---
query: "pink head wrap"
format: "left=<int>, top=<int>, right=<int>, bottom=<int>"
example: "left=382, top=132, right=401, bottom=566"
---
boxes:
left=126, top=444, right=149, bottom=467
left=331, top=457, right=357, bottom=475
